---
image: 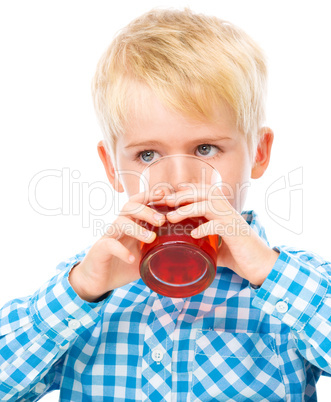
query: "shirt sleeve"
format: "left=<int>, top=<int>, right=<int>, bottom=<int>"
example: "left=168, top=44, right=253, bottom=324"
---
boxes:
left=251, top=245, right=331, bottom=375
left=0, top=246, right=111, bottom=401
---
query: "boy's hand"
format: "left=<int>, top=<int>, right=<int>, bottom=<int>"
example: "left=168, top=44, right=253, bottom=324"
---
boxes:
left=163, top=184, right=279, bottom=287
left=69, top=190, right=166, bottom=302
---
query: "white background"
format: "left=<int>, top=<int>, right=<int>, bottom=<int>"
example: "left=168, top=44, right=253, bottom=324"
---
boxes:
left=1, top=0, right=330, bottom=400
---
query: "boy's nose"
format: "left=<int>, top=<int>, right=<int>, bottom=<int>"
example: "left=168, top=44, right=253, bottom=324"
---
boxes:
left=139, top=154, right=218, bottom=197
left=171, top=156, right=198, bottom=190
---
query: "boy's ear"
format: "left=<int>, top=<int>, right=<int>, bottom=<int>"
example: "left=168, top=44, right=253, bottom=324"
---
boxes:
left=97, top=140, right=124, bottom=193
left=251, top=127, right=274, bottom=179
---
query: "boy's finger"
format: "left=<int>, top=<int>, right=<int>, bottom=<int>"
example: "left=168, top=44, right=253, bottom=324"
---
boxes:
left=129, top=188, right=167, bottom=205
left=166, top=200, right=233, bottom=222
left=119, top=202, right=166, bottom=226
left=103, top=216, right=157, bottom=243
left=162, top=185, right=225, bottom=207
left=101, top=237, right=137, bottom=264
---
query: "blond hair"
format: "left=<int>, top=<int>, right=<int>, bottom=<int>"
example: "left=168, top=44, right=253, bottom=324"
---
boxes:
left=92, top=8, right=268, bottom=163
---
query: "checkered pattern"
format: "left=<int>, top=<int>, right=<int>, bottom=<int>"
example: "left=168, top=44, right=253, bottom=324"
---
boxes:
left=1, top=211, right=331, bottom=401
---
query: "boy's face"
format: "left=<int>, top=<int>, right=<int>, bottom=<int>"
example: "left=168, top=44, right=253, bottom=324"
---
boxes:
left=99, top=89, right=273, bottom=213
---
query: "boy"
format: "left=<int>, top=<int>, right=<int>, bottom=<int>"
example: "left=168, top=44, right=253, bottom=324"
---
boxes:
left=1, top=7, right=330, bottom=401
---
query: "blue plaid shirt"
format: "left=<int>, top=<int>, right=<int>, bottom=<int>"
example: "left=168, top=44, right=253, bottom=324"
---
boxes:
left=1, top=210, right=331, bottom=401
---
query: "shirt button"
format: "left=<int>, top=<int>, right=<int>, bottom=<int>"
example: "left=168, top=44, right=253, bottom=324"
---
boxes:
left=300, top=255, right=310, bottom=262
left=68, top=319, right=81, bottom=330
left=35, top=382, right=46, bottom=394
left=152, top=349, right=164, bottom=363
left=275, top=300, right=288, bottom=313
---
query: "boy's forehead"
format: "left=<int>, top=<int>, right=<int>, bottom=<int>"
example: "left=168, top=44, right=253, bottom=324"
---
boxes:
left=120, top=88, right=239, bottom=149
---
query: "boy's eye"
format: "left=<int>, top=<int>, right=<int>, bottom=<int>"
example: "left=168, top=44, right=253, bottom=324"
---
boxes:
left=196, top=144, right=219, bottom=157
left=137, top=150, right=160, bottom=163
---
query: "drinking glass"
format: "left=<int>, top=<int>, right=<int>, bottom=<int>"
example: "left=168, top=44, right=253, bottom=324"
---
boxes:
left=138, top=154, right=222, bottom=298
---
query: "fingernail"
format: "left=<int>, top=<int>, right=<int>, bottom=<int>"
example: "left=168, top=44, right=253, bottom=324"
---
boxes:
left=143, top=230, right=152, bottom=238
left=153, top=213, right=164, bottom=222
left=155, top=189, right=163, bottom=196
left=167, top=210, right=176, bottom=216
left=191, top=229, right=198, bottom=236
left=128, top=254, right=135, bottom=263
left=164, top=194, right=175, bottom=200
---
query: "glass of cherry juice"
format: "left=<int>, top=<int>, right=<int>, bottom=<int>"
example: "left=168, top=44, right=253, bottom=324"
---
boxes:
left=138, top=154, right=222, bottom=298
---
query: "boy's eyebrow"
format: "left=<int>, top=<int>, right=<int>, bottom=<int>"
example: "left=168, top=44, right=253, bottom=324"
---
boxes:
left=124, top=137, right=233, bottom=149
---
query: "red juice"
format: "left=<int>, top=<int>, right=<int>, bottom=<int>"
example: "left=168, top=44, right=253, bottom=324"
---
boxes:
left=139, top=204, right=218, bottom=298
